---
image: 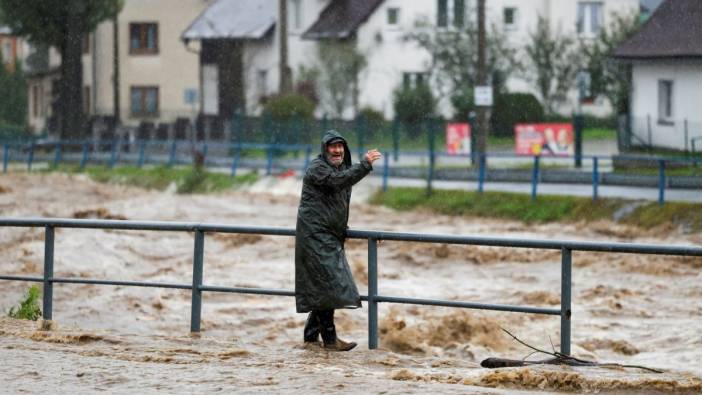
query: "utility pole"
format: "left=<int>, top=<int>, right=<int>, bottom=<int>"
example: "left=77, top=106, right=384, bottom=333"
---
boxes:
left=475, top=0, right=489, bottom=156
left=278, top=0, right=293, bottom=94
left=112, top=14, right=120, bottom=125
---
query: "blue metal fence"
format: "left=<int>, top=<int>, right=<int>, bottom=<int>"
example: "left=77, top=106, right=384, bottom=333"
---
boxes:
left=2, top=139, right=701, bottom=204
left=1, top=218, right=701, bottom=353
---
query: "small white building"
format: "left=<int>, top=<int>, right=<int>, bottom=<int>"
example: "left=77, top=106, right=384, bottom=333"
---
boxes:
left=613, top=0, right=702, bottom=151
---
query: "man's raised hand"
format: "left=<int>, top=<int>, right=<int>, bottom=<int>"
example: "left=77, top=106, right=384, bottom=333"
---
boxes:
left=364, top=149, right=382, bottom=164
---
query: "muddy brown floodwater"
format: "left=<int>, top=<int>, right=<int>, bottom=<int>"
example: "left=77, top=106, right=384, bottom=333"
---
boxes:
left=1, top=172, right=701, bottom=394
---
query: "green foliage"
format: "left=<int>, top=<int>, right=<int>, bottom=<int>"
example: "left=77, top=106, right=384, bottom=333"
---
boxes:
left=48, top=165, right=258, bottom=193
left=578, top=12, right=641, bottom=114
left=262, top=93, right=315, bottom=121
left=371, top=187, right=702, bottom=231
left=490, top=92, right=544, bottom=137
left=0, top=57, right=28, bottom=126
left=392, top=84, right=436, bottom=136
left=450, top=87, right=474, bottom=121
left=524, top=16, right=579, bottom=114
left=405, top=15, right=521, bottom=107
left=0, top=0, right=123, bottom=47
left=316, top=41, right=367, bottom=118
left=8, top=285, right=42, bottom=321
left=358, top=106, right=385, bottom=137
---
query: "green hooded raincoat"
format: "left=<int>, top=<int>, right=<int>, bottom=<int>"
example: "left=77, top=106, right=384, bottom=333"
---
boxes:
left=295, top=131, right=373, bottom=313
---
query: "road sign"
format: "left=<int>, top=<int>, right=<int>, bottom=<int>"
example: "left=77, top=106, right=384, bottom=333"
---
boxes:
left=474, top=86, right=493, bottom=106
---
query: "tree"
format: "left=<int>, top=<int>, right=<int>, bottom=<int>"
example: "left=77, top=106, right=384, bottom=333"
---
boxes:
left=578, top=12, right=641, bottom=114
left=316, top=40, right=367, bottom=118
left=0, top=55, right=27, bottom=126
left=405, top=13, right=521, bottom=120
left=524, top=16, right=579, bottom=115
left=0, top=0, right=123, bottom=138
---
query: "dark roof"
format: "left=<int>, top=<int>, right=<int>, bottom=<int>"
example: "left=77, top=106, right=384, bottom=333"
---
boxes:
left=613, top=0, right=702, bottom=59
left=302, top=0, right=384, bottom=40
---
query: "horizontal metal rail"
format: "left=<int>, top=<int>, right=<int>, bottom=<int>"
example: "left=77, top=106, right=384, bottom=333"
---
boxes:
left=1, top=217, right=701, bottom=354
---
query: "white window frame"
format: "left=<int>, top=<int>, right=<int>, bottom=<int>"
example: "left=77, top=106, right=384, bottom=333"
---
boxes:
left=437, top=0, right=465, bottom=29
left=577, top=1, right=603, bottom=37
left=658, top=79, right=674, bottom=124
left=386, top=7, right=400, bottom=27
left=503, top=7, right=517, bottom=31
left=257, top=69, right=269, bottom=99
left=289, top=0, right=304, bottom=32
left=2, top=41, right=12, bottom=63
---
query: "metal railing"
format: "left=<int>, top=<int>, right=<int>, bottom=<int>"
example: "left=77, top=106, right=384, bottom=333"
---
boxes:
left=2, top=218, right=701, bottom=353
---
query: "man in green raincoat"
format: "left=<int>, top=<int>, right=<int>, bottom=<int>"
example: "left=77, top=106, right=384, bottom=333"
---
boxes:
left=295, top=130, right=381, bottom=351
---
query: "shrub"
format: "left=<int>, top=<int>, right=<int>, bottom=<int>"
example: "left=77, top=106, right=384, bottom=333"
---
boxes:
left=393, top=84, right=436, bottom=138
left=262, top=93, right=315, bottom=121
left=450, top=88, right=475, bottom=122
left=490, top=92, right=544, bottom=137
left=357, top=106, right=386, bottom=137
left=8, top=285, right=42, bottom=321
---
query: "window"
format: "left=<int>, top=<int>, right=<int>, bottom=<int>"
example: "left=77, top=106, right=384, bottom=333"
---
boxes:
left=503, top=7, right=517, bottom=29
left=387, top=7, right=400, bottom=26
left=2, top=41, right=11, bottom=63
left=130, top=86, right=159, bottom=116
left=289, top=0, right=303, bottom=31
left=403, top=72, right=428, bottom=89
left=437, top=0, right=465, bottom=28
left=257, top=70, right=268, bottom=99
left=577, top=2, right=603, bottom=37
left=129, top=23, right=158, bottom=54
left=658, top=80, right=673, bottom=123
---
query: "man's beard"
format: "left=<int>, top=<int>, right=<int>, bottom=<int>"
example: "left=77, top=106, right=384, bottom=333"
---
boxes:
left=326, top=152, right=344, bottom=166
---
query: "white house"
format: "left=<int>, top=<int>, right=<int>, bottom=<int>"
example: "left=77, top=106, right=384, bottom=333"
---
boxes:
left=613, top=0, right=702, bottom=151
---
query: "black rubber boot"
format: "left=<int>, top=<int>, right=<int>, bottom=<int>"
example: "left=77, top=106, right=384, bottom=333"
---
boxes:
left=303, top=311, right=320, bottom=343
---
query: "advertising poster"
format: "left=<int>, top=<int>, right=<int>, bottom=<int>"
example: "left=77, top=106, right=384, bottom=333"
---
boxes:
left=515, top=123, right=574, bottom=156
left=446, top=123, right=471, bottom=155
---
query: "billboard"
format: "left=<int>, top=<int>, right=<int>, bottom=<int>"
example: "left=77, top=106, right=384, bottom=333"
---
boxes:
left=515, top=123, right=574, bottom=156
left=446, top=123, right=471, bottom=155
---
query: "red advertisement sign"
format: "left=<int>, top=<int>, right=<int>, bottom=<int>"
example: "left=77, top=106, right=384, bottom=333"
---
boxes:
left=515, top=123, right=574, bottom=156
left=446, top=123, right=471, bottom=155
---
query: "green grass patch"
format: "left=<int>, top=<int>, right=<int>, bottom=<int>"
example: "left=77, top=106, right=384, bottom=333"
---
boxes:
left=614, top=166, right=702, bottom=177
left=583, top=127, right=616, bottom=140
left=45, top=165, right=258, bottom=194
left=8, top=285, right=42, bottom=321
left=371, top=187, right=702, bottom=231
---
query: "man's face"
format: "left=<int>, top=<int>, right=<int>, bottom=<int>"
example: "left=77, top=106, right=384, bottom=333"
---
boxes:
left=326, top=142, right=345, bottom=167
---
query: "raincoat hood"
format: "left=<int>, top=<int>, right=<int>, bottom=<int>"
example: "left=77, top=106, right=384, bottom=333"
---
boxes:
left=320, top=130, right=352, bottom=168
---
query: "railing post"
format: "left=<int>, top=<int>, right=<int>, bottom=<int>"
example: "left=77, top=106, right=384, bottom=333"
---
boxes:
left=2, top=144, right=8, bottom=173
left=303, top=145, right=312, bottom=171
left=53, top=143, right=62, bottom=167
left=560, top=247, right=571, bottom=356
left=531, top=155, right=540, bottom=201
left=478, top=153, right=486, bottom=193
left=382, top=151, right=389, bottom=192
left=190, top=229, right=205, bottom=332
left=592, top=157, right=599, bottom=201
left=27, top=142, right=35, bottom=171
left=43, top=226, right=55, bottom=321
left=266, top=144, right=274, bottom=176
left=168, top=140, right=177, bottom=167
left=368, top=237, right=378, bottom=349
left=137, top=141, right=146, bottom=167
left=230, top=147, right=241, bottom=177
left=109, top=140, right=118, bottom=169
left=79, top=142, right=89, bottom=170
left=658, top=159, right=666, bottom=206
